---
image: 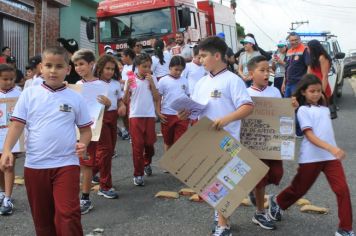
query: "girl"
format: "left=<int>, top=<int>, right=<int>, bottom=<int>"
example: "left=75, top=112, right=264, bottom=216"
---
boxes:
left=268, top=74, right=353, bottom=236
left=157, top=55, right=189, bottom=153
left=123, top=54, right=159, bottom=186
left=92, top=55, right=126, bottom=199
left=151, top=39, right=171, bottom=80
left=238, top=36, right=261, bottom=87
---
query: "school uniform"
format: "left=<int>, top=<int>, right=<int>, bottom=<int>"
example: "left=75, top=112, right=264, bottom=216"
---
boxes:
left=0, top=87, right=21, bottom=98
left=191, top=68, right=253, bottom=141
left=181, top=61, right=206, bottom=95
left=121, top=64, right=133, bottom=82
left=124, top=74, right=158, bottom=177
left=247, top=85, right=283, bottom=188
left=276, top=105, right=353, bottom=231
left=31, top=74, right=45, bottom=86
left=11, top=83, right=92, bottom=236
left=158, top=74, right=190, bottom=146
left=92, top=79, right=122, bottom=191
left=151, top=52, right=171, bottom=80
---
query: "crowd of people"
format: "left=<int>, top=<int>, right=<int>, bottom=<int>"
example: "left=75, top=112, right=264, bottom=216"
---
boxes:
left=0, top=31, right=353, bottom=236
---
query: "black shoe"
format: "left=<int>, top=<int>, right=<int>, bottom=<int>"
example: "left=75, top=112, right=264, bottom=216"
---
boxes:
left=268, top=195, right=282, bottom=221
left=144, top=165, right=152, bottom=176
left=252, top=212, right=276, bottom=230
left=335, top=229, right=355, bottom=236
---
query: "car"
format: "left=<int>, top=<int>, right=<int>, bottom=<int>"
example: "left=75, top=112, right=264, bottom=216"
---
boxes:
left=342, top=50, right=356, bottom=79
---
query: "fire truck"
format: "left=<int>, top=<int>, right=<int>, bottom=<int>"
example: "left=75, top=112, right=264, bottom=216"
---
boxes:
left=86, top=0, right=238, bottom=55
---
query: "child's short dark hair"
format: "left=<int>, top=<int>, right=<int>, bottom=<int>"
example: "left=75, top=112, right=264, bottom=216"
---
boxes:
left=293, top=74, right=326, bottom=106
left=198, top=36, right=227, bottom=61
left=1, top=47, right=10, bottom=52
left=122, top=48, right=136, bottom=60
left=0, top=64, right=15, bottom=76
left=132, top=53, right=152, bottom=72
left=192, top=46, right=199, bottom=56
left=72, top=49, right=96, bottom=63
left=247, top=55, right=268, bottom=71
left=169, top=55, right=186, bottom=69
left=42, top=46, right=70, bottom=64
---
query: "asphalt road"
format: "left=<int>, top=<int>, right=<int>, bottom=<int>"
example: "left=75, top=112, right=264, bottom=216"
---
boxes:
left=1, top=79, right=356, bottom=236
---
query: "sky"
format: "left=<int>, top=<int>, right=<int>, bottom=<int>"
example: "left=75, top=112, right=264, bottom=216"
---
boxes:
left=219, top=0, right=356, bottom=53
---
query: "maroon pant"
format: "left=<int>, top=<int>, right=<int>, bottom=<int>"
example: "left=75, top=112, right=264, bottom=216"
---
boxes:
left=129, top=117, right=156, bottom=177
left=93, top=110, right=118, bottom=190
left=277, top=160, right=353, bottom=231
left=24, top=166, right=83, bottom=236
left=161, top=114, right=189, bottom=146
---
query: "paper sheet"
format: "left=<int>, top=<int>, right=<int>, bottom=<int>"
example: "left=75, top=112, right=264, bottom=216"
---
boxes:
left=170, top=96, right=207, bottom=120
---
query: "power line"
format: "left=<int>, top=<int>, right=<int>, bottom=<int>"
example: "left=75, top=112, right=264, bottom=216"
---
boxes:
left=301, top=0, right=356, bottom=9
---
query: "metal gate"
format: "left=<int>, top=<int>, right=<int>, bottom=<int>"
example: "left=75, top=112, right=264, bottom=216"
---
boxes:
left=80, top=20, right=96, bottom=52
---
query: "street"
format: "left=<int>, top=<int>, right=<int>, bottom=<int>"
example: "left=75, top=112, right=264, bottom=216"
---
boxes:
left=1, top=79, right=355, bottom=236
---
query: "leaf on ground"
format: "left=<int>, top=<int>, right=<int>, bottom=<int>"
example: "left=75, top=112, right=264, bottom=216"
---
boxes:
left=91, top=185, right=100, bottom=192
left=14, top=176, right=24, bottom=185
left=296, top=198, right=311, bottom=206
left=189, top=194, right=204, bottom=202
left=155, top=191, right=179, bottom=199
left=178, top=188, right=195, bottom=196
left=300, top=204, right=329, bottom=214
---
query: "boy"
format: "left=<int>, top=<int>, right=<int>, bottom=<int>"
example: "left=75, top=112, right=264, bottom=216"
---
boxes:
left=179, top=37, right=254, bottom=236
left=246, top=56, right=283, bottom=230
left=0, top=46, right=92, bottom=235
left=0, top=64, right=21, bottom=215
left=181, top=46, right=207, bottom=95
left=72, top=49, right=111, bottom=214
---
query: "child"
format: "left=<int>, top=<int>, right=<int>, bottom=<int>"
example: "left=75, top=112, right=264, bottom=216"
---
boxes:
left=151, top=39, right=171, bottom=80
left=246, top=56, right=283, bottom=230
left=157, top=55, right=189, bottom=153
left=268, top=74, right=354, bottom=236
left=181, top=46, right=206, bottom=95
left=93, top=54, right=126, bottom=198
left=123, top=53, right=159, bottom=186
left=0, top=64, right=21, bottom=215
left=72, top=49, right=111, bottom=214
left=28, top=55, right=44, bottom=87
left=0, top=46, right=92, bottom=235
left=178, top=36, right=254, bottom=236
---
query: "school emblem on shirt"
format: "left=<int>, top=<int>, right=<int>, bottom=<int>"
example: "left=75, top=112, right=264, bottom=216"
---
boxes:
left=211, top=89, right=221, bottom=98
left=181, top=84, right=186, bottom=90
left=115, top=90, right=119, bottom=96
left=59, top=104, right=72, bottom=112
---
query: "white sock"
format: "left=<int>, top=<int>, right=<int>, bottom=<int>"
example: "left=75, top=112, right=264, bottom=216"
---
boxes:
left=3, top=196, right=11, bottom=206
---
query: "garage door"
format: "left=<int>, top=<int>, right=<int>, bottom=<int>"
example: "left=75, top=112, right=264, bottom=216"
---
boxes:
left=80, top=20, right=96, bottom=52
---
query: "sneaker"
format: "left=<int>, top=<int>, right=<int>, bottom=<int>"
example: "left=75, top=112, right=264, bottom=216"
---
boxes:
left=80, top=199, right=93, bottom=215
left=248, top=191, right=256, bottom=206
left=0, top=192, right=5, bottom=206
left=268, top=195, right=282, bottom=221
left=112, top=151, right=118, bottom=159
left=98, top=189, right=119, bottom=199
left=133, top=176, right=144, bottom=186
left=0, top=198, right=14, bottom=216
left=212, top=226, right=232, bottom=236
left=144, top=165, right=152, bottom=176
left=91, top=175, right=100, bottom=185
left=117, top=129, right=122, bottom=137
left=122, top=133, right=130, bottom=140
left=335, top=229, right=355, bottom=236
left=252, top=212, right=276, bottom=230
left=211, top=210, right=219, bottom=233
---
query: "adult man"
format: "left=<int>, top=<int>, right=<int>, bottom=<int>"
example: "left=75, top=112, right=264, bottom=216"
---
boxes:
left=171, top=32, right=193, bottom=62
left=0, top=47, right=11, bottom=64
left=282, top=32, right=310, bottom=97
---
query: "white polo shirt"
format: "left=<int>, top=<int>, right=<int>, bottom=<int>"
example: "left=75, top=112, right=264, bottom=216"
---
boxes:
left=101, top=79, right=123, bottom=111
left=181, top=62, right=206, bottom=95
left=0, top=87, right=21, bottom=98
left=191, top=69, right=253, bottom=141
left=158, top=75, right=189, bottom=115
left=151, top=52, right=171, bottom=78
left=121, top=64, right=133, bottom=82
left=297, top=105, right=337, bottom=164
left=247, top=86, right=282, bottom=98
left=171, top=44, right=193, bottom=60
left=11, top=83, right=93, bottom=169
left=124, top=74, right=158, bottom=118
left=31, top=74, right=45, bottom=86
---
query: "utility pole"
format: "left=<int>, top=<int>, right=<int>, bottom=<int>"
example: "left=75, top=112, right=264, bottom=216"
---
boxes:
left=290, top=21, right=309, bottom=31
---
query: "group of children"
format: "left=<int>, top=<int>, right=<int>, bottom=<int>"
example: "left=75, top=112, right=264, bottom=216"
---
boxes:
left=0, top=35, right=353, bottom=236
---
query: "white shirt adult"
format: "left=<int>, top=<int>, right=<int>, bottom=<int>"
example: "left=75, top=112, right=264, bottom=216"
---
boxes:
left=124, top=74, right=158, bottom=118
left=151, top=52, right=171, bottom=79
left=191, top=69, right=253, bottom=141
left=11, top=83, right=92, bottom=169
left=0, top=87, right=21, bottom=98
left=181, top=62, right=207, bottom=95
left=297, top=105, right=337, bottom=164
left=247, top=85, right=282, bottom=98
left=158, top=75, right=189, bottom=115
left=121, top=64, right=133, bottom=82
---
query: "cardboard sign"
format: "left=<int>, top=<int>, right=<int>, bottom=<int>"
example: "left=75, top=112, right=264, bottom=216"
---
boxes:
left=0, top=98, right=25, bottom=152
left=159, top=117, right=269, bottom=218
left=241, top=97, right=296, bottom=160
left=68, top=84, right=106, bottom=141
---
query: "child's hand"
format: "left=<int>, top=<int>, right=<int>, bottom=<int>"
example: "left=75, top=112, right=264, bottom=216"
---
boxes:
left=177, top=109, right=190, bottom=120
left=76, top=143, right=87, bottom=158
left=212, top=117, right=229, bottom=130
left=158, top=113, right=168, bottom=124
left=330, top=146, right=346, bottom=160
left=117, top=105, right=126, bottom=116
left=145, top=73, right=153, bottom=83
left=97, top=95, right=111, bottom=107
left=291, top=96, right=299, bottom=109
left=0, top=151, right=15, bottom=171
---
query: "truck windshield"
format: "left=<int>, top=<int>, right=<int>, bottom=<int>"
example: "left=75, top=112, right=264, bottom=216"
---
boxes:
left=99, top=8, right=172, bottom=42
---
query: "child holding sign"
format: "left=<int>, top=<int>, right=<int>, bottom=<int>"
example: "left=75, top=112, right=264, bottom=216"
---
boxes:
left=268, top=74, right=354, bottom=236
left=0, top=64, right=21, bottom=215
left=246, top=56, right=283, bottom=230
left=178, top=36, right=254, bottom=236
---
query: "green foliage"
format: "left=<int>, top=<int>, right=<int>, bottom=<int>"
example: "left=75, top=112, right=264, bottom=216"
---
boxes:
left=236, top=23, right=245, bottom=37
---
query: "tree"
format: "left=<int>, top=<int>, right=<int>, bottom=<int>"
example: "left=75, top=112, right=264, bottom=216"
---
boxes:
left=236, top=23, right=245, bottom=38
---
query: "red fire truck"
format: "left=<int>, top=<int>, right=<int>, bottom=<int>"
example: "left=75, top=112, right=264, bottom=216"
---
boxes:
left=87, top=0, right=238, bottom=54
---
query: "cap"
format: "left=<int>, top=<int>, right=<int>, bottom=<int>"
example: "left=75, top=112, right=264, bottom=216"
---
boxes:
left=217, top=32, right=225, bottom=39
left=57, top=38, right=79, bottom=54
left=277, top=40, right=287, bottom=47
left=106, top=49, right=115, bottom=55
left=104, top=45, right=112, bottom=51
left=28, top=55, right=42, bottom=68
left=6, top=56, right=16, bottom=63
left=241, top=36, right=256, bottom=45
